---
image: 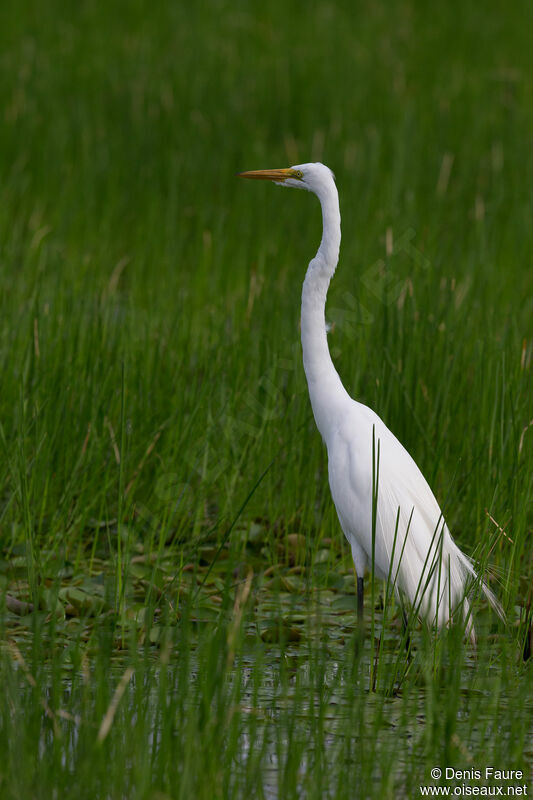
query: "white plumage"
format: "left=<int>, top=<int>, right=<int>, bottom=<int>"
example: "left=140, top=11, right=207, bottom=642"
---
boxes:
left=240, top=161, right=502, bottom=642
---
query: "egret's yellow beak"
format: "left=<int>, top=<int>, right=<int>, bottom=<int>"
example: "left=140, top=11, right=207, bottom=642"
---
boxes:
left=238, top=168, right=299, bottom=182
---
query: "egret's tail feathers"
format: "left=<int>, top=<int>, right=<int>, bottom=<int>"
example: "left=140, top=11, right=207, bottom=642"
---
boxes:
left=456, top=549, right=506, bottom=623
left=394, top=529, right=504, bottom=645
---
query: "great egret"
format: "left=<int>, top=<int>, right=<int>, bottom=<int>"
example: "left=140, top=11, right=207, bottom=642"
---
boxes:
left=240, top=162, right=502, bottom=642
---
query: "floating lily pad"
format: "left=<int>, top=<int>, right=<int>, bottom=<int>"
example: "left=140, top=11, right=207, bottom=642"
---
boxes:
left=259, top=618, right=303, bottom=644
left=58, top=586, right=106, bottom=616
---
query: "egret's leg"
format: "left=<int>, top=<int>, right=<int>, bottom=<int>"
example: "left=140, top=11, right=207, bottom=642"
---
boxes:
left=401, top=605, right=412, bottom=657
left=357, top=576, right=364, bottom=623
left=353, top=575, right=365, bottom=660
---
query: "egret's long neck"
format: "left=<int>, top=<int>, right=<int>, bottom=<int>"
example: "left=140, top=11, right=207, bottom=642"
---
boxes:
left=301, top=181, right=349, bottom=437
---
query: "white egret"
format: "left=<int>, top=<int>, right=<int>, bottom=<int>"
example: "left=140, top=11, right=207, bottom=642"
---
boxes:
left=240, top=162, right=502, bottom=642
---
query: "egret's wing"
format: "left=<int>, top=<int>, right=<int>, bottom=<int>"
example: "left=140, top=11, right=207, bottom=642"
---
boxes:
left=328, top=402, right=501, bottom=639
left=375, top=423, right=502, bottom=635
left=376, top=438, right=464, bottom=624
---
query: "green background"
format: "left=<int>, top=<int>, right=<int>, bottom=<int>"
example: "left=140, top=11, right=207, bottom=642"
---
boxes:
left=0, top=1, right=531, bottom=797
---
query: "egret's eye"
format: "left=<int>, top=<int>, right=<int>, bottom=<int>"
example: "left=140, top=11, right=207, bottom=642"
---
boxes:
left=296, top=170, right=303, bottom=179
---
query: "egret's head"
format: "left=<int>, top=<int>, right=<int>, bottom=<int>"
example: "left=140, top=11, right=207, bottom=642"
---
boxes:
left=238, top=162, right=335, bottom=194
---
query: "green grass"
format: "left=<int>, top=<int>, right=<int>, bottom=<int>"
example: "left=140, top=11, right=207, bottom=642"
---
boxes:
left=0, top=0, right=532, bottom=797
